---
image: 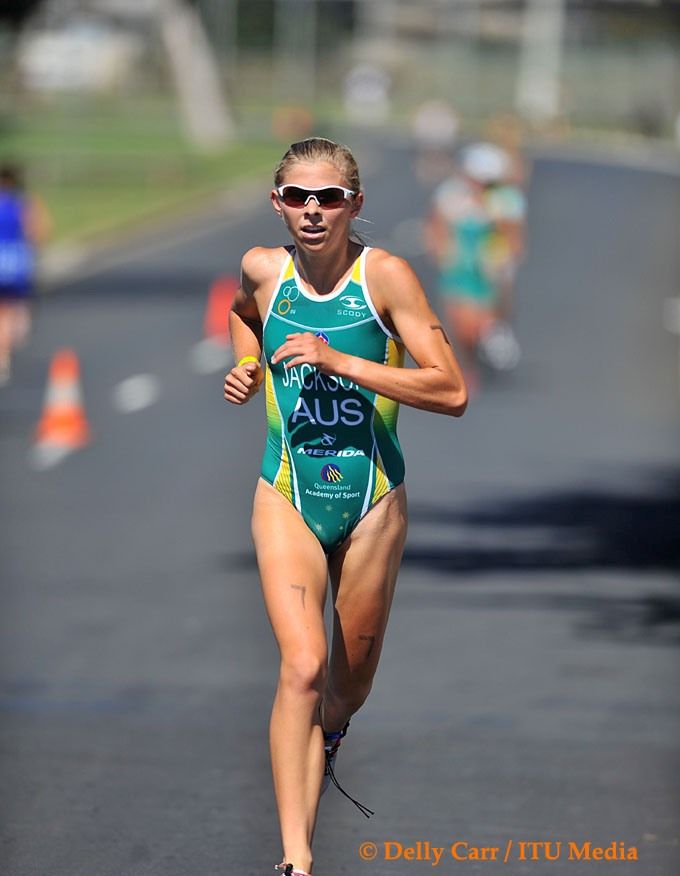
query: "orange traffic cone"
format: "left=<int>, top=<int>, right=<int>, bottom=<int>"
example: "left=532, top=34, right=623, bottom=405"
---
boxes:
left=34, top=348, right=91, bottom=449
left=204, top=275, right=238, bottom=344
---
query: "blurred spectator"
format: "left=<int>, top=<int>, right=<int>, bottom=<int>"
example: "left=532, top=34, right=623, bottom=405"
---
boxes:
left=484, top=111, right=530, bottom=188
left=425, top=141, right=525, bottom=392
left=0, top=163, right=52, bottom=385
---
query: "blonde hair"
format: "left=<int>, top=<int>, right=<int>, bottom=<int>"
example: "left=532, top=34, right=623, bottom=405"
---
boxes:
left=274, top=137, right=361, bottom=193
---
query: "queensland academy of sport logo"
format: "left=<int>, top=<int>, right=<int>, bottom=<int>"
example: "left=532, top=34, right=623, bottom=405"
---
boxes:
left=320, top=463, right=343, bottom=483
left=315, top=331, right=330, bottom=345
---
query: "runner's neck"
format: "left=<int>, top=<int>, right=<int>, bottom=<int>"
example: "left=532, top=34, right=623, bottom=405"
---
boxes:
left=293, top=242, right=362, bottom=297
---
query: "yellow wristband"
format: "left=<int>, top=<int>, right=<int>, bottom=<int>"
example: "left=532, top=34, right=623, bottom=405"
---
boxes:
left=237, top=355, right=260, bottom=368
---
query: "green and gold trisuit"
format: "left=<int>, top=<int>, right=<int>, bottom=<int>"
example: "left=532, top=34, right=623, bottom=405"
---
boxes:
left=261, top=245, right=405, bottom=553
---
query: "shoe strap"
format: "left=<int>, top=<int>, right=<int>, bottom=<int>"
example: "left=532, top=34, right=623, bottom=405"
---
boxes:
left=323, top=720, right=350, bottom=753
left=275, top=863, right=312, bottom=876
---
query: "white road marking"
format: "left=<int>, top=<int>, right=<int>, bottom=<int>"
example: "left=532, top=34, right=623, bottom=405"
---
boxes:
left=112, top=374, right=161, bottom=413
left=28, top=444, right=75, bottom=471
left=189, top=338, right=232, bottom=375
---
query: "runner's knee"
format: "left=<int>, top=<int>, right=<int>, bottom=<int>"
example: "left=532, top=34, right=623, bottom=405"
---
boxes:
left=279, top=650, right=327, bottom=698
left=326, top=678, right=373, bottom=717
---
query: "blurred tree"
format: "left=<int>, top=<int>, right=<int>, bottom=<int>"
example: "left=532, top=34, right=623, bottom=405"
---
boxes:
left=236, top=0, right=353, bottom=51
left=317, top=0, right=355, bottom=45
left=157, top=0, right=235, bottom=150
left=0, top=0, right=45, bottom=28
left=237, top=0, right=275, bottom=50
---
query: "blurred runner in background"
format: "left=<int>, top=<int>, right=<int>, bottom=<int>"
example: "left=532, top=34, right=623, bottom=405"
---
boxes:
left=0, top=163, right=52, bottom=385
left=426, top=140, right=526, bottom=392
left=485, top=111, right=531, bottom=188
left=482, top=112, right=530, bottom=364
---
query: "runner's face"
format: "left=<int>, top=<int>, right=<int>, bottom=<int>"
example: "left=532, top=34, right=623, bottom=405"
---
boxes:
left=271, top=160, right=363, bottom=251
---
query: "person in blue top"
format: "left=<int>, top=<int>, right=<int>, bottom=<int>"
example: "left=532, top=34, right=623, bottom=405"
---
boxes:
left=0, top=163, right=52, bottom=384
left=223, top=138, right=467, bottom=876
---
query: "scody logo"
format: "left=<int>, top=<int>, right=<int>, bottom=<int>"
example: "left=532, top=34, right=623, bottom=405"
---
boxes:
left=338, top=295, right=367, bottom=316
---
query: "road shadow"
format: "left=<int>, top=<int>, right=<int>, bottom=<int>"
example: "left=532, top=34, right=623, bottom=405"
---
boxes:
left=403, top=466, right=680, bottom=645
left=404, top=471, right=680, bottom=575
left=221, top=467, right=680, bottom=644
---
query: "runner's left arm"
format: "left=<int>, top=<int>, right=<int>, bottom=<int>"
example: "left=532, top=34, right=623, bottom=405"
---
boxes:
left=271, top=251, right=467, bottom=417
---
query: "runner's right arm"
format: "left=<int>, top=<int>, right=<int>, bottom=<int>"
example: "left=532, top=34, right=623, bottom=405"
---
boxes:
left=224, top=248, right=269, bottom=405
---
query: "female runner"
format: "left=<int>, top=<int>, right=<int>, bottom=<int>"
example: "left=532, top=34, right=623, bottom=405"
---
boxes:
left=224, top=137, right=467, bottom=876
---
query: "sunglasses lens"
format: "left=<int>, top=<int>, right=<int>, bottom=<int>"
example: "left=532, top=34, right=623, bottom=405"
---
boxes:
left=316, top=188, right=347, bottom=208
left=279, top=186, right=308, bottom=207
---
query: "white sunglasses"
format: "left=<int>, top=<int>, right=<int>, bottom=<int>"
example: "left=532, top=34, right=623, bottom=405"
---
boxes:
left=276, top=184, right=356, bottom=209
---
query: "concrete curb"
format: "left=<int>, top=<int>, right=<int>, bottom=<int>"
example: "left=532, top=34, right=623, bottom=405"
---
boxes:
left=37, top=173, right=272, bottom=289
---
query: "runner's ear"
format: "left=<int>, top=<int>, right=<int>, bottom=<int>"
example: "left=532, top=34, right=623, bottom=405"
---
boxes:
left=271, top=189, right=283, bottom=217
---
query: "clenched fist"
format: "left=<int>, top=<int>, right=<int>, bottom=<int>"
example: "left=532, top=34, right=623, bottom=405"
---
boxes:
left=224, top=360, right=264, bottom=404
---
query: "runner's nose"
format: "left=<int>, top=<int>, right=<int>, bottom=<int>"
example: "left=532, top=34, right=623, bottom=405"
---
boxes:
left=304, top=195, right=322, bottom=213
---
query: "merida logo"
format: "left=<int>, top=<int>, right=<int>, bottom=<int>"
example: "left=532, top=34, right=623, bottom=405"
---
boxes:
left=297, top=448, right=365, bottom=457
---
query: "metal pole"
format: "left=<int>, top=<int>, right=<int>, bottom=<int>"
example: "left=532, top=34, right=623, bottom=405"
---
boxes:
left=274, top=0, right=317, bottom=106
left=515, top=0, right=566, bottom=123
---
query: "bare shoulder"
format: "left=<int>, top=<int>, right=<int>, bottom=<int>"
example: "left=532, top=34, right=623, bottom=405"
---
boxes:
left=233, top=246, right=289, bottom=320
left=365, top=246, right=427, bottom=310
left=365, top=247, right=413, bottom=280
left=241, top=245, right=288, bottom=293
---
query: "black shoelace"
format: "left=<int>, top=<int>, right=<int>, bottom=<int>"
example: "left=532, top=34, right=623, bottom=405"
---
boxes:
left=324, top=748, right=374, bottom=818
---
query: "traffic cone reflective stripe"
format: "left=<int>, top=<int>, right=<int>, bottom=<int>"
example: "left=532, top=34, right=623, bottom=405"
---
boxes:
left=34, top=348, right=91, bottom=448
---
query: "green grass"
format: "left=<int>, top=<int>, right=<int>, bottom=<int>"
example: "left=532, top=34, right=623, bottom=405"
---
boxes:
left=2, top=92, right=674, bottom=246
left=0, top=98, right=283, bottom=244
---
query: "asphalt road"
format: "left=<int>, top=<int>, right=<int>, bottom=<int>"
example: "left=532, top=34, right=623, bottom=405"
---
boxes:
left=1, top=138, right=679, bottom=876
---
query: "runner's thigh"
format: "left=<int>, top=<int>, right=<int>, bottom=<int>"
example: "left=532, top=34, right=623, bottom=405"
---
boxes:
left=327, top=484, right=408, bottom=675
left=252, top=478, right=329, bottom=656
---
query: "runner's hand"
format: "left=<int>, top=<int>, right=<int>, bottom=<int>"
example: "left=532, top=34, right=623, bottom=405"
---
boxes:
left=224, top=361, right=264, bottom=404
left=271, top=333, right=339, bottom=373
